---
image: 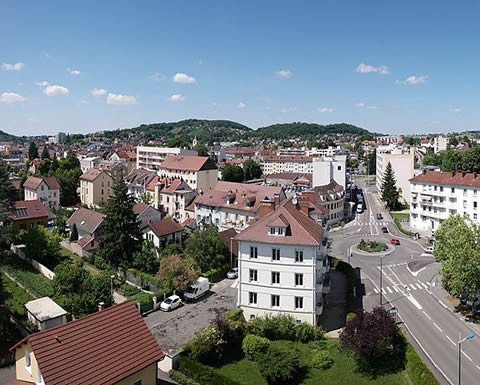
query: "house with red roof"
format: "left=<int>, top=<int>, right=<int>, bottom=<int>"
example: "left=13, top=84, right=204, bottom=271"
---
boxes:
left=142, top=218, right=184, bottom=247
left=7, top=301, right=164, bottom=385
left=156, top=179, right=197, bottom=222
left=10, top=200, right=49, bottom=229
left=234, top=197, right=329, bottom=325
left=23, top=176, right=60, bottom=209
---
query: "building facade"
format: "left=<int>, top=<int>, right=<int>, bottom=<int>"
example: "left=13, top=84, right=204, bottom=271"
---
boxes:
left=23, top=176, right=60, bottom=209
left=312, top=155, right=346, bottom=190
left=262, top=156, right=313, bottom=176
left=136, top=146, right=197, bottom=170
left=79, top=168, right=114, bottom=208
left=434, top=135, right=449, bottom=154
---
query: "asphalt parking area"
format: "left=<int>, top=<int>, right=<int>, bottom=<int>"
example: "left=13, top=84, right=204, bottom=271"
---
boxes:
left=144, top=278, right=237, bottom=356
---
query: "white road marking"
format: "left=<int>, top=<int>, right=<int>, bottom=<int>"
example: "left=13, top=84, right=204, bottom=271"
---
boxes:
left=381, top=288, right=386, bottom=294
left=446, top=335, right=456, bottom=346
left=438, top=300, right=448, bottom=309
left=463, top=352, right=473, bottom=362
left=387, top=287, right=393, bottom=293
left=422, top=311, right=431, bottom=320
left=416, top=283, right=423, bottom=290
left=393, top=286, right=399, bottom=292
left=432, top=322, right=443, bottom=333
left=476, top=365, right=480, bottom=371
left=421, top=282, right=429, bottom=289
left=373, top=288, right=379, bottom=294
left=410, top=283, right=417, bottom=290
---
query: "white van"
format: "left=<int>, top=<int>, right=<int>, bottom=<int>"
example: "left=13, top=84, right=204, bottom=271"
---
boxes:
left=183, top=277, right=210, bottom=301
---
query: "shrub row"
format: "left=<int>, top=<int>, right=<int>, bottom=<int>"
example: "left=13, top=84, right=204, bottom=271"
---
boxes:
left=331, top=258, right=356, bottom=311
left=117, top=283, right=140, bottom=297
left=406, top=344, right=440, bottom=385
left=168, top=370, right=200, bottom=385
left=127, top=268, right=163, bottom=291
left=128, top=288, right=171, bottom=305
left=202, top=264, right=229, bottom=283
left=179, top=356, right=243, bottom=385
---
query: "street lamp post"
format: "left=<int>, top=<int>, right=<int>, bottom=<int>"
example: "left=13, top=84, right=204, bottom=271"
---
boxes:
left=110, top=274, right=115, bottom=299
left=458, top=332, right=475, bottom=385
left=380, top=251, right=392, bottom=305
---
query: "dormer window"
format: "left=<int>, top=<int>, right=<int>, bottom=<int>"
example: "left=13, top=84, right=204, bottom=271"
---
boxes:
left=268, top=226, right=285, bottom=236
left=269, top=227, right=276, bottom=235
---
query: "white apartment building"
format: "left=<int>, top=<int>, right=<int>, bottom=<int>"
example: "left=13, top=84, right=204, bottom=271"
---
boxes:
left=262, top=156, right=313, bottom=176
left=23, top=176, right=60, bottom=209
left=234, top=198, right=329, bottom=325
left=434, top=136, right=449, bottom=154
left=306, top=146, right=341, bottom=157
left=410, top=170, right=480, bottom=233
left=136, top=146, right=197, bottom=170
left=80, top=156, right=102, bottom=173
left=312, top=155, right=346, bottom=190
left=376, top=146, right=415, bottom=203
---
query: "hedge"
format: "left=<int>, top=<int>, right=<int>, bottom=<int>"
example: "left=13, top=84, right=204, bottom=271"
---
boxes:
left=202, top=265, right=229, bottom=283
left=179, top=356, right=243, bottom=385
left=331, top=258, right=356, bottom=311
left=406, top=344, right=440, bottom=385
left=117, top=283, right=140, bottom=297
left=168, top=370, right=200, bottom=385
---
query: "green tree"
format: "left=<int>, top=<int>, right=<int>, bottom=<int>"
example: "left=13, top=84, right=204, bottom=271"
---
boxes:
left=243, top=159, right=262, bottom=181
left=98, top=179, right=143, bottom=269
left=28, top=142, right=39, bottom=160
left=185, top=223, right=228, bottom=272
left=69, top=223, right=79, bottom=241
left=132, top=241, right=159, bottom=274
left=17, top=225, right=61, bottom=265
left=380, top=162, right=400, bottom=210
left=41, top=146, right=50, bottom=160
left=449, top=135, right=459, bottom=147
left=366, top=149, right=376, bottom=175
left=434, top=215, right=480, bottom=300
left=37, top=158, right=51, bottom=176
left=0, top=161, right=16, bottom=247
left=157, top=254, right=198, bottom=292
left=222, top=163, right=244, bottom=182
left=167, top=137, right=188, bottom=148
left=137, top=191, right=153, bottom=205
left=194, top=143, right=209, bottom=157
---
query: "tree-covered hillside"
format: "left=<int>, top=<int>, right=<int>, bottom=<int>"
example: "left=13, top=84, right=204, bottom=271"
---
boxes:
left=253, top=122, right=370, bottom=140
left=0, top=130, right=18, bottom=142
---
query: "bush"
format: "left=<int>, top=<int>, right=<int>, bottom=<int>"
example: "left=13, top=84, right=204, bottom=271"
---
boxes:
left=117, top=283, right=140, bottom=297
left=168, top=370, right=200, bottom=385
left=346, top=312, right=357, bottom=324
left=183, top=325, right=226, bottom=364
left=93, top=253, right=107, bottom=270
left=406, top=344, right=440, bottom=385
left=179, top=356, right=242, bottom=385
left=311, top=350, right=334, bottom=370
left=242, top=334, right=271, bottom=360
left=308, top=340, right=327, bottom=350
left=258, top=344, right=300, bottom=384
left=203, top=264, right=229, bottom=283
left=295, top=321, right=325, bottom=343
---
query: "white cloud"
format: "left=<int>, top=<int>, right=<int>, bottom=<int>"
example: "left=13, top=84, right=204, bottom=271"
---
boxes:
left=169, top=94, right=185, bottom=102
left=172, top=73, right=196, bottom=84
left=356, top=102, right=379, bottom=110
left=36, top=81, right=49, bottom=87
left=395, top=75, right=428, bottom=85
left=70, top=69, right=81, bottom=75
left=450, top=108, right=462, bottom=113
left=238, top=102, right=246, bottom=109
left=366, top=105, right=379, bottom=110
left=318, top=107, right=333, bottom=113
left=275, top=70, right=292, bottom=78
left=43, top=85, right=70, bottom=96
left=150, top=72, right=166, bottom=81
left=0, top=92, right=26, bottom=103
left=280, top=107, right=296, bottom=113
left=107, top=93, right=137, bottom=105
left=356, top=63, right=389, bottom=75
left=90, top=88, right=107, bottom=96
left=2, top=62, right=24, bottom=71
left=355, top=102, right=365, bottom=108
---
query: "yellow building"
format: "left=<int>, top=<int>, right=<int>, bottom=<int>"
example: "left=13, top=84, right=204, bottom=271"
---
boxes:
left=79, top=168, right=115, bottom=208
left=8, top=301, right=164, bottom=385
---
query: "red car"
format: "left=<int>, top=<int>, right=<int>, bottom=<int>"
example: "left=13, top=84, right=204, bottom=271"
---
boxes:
left=391, top=238, right=400, bottom=245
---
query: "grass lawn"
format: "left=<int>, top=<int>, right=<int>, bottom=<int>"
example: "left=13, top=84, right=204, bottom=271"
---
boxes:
left=215, top=339, right=409, bottom=385
left=391, top=213, right=409, bottom=222
left=0, top=273, right=34, bottom=328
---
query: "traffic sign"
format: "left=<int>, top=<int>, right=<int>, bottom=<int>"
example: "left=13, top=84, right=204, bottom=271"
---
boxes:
left=389, top=307, right=398, bottom=322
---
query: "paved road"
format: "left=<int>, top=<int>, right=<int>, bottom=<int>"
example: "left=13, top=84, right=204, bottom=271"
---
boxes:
left=330, top=177, right=480, bottom=385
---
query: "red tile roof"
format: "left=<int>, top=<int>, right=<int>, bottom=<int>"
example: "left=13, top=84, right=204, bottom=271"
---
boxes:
left=10, top=301, right=164, bottom=385
left=410, top=170, right=480, bottom=187
left=10, top=200, right=48, bottom=221
left=234, top=198, right=324, bottom=246
left=24, top=176, right=60, bottom=191
left=80, top=167, right=109, bottom=182
left=66, top=208, right=105, bottom=234
left=133, top=202, right=150, bottom=215
left=160, top=155, right=216, bottom=171
left=146, top=176, right=161, bottom=191
left=144, top=218, right=184, bottom=238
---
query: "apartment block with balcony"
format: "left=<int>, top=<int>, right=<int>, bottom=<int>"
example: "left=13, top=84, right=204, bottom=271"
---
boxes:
left=262, top=156, right=313, bottom=176
left=136, top=146, right=197, bottom=171
left=410, top=170, right=480, bottom=233
left=234, top=198, right=329, bottom=326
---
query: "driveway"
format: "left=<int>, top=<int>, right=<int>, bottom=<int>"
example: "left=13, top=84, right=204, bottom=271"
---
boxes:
left=144, top=278, right=237, bottom=357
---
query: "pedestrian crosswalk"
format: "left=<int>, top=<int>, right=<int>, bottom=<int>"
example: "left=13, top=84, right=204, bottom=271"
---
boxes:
left=371, top=281, right=431, bottom=295
left=356, top=221, right=391, bottom=226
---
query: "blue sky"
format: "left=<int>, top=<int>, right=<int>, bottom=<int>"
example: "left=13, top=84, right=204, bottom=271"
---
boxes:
left=1, top=0, right=480, bottom=136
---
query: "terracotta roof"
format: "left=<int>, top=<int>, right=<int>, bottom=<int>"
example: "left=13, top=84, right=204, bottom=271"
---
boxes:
left=10, top=200, right=48, bottom=221
left=75, top=234, right=93, bottom=249
left=133, top=202, right=150, bottom=216
left=410, top=170, right=480, bottom=187
left=146, top=176, right=161, bottom=191
left=162, top=179, right=193, bottom=194
left=24, top=176, right=60, bottom=191
left=266, top=172, right=312, bottom=182
left=234, top=198, right=324, bottom=246
left=66, top=208, right=105, bottom=234
left=144, top=218, right=184, bottom=238
left=115, top=151, right=136, bottom=160
left=10, top=301, right=164, bottom=385
left=80, top=167, right=109, bottom=182
left=159, top=155, right=216, bottom=171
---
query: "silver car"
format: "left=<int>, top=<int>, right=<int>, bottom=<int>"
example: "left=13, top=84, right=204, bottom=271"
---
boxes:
left=227, top=267, right=238, bottom=279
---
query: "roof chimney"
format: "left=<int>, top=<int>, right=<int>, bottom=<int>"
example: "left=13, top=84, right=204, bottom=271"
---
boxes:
left=273, top=193, right=280, bottom=209
left=259, top=199, right=275, bottom=217
left=98, top=302, right=105, bottom=312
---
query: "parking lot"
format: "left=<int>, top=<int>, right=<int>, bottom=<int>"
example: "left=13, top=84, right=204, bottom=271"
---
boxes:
left=144, top=278, right=237, bottom=357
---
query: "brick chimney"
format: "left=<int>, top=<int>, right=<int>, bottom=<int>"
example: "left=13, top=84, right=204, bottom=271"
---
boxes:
left=259, top=199, right=275, bottom=217
left=98, top=302, right=105, bottom=312
left=301, top=191, right=315, bottom=202
left=273, top=193, right=280, bottom=208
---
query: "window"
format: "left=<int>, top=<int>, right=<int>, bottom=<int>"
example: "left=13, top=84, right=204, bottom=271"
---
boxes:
left=132, top=379, right=144, bottom=385
left=464, top=200, right=468, bottom=208
left=295, top=250, right=304, bottom=262
left=25, top=348, right=31, bottom=374
left=272, top=248, right=280, bottom=261
left=278, top=227, right=284, bottom=235
left=474, top=213, right=478, bottom=220
left=440, top=186, right=443, bottom=192
left=464, top=189, right=468, bottom=195
left=475, top=202, right=478, bottom=210
left=249, top=269, right=258, bottom=281
left=295, top=273, right=303, bottom=286
left=269, top=227, right=276, bottom=235
left=271, top=295, right=280, bottom=307
left=452, top=187, right=455, bottom=193
left=250, top=246, right=258, bottom=259
left=295, top=296, right=303, bottom=309
left=271, top=271, right=280, bottom=284
left=249, top=292, right=257, bottom=304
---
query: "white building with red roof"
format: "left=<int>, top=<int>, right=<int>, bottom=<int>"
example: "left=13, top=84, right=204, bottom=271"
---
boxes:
left=23, top=176, right=60, bottom=209
left=234, top=197, right=329, bottom=325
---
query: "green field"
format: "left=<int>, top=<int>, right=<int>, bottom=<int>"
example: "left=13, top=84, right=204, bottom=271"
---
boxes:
left=215, top=339, right=408, bottom=385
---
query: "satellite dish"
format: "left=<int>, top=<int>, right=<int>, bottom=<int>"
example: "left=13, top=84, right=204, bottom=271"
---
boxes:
left=292, top=197, right=298, bottom=205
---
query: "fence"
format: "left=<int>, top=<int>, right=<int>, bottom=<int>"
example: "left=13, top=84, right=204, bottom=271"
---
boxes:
left=10, top=245, right=55, bottom=280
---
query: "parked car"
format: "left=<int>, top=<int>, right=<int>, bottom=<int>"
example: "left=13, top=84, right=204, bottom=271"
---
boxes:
left=382, top=226, right=388, bottom=233
left=376, top=213, right=383, bottom=220
left=160, top=295, right=182, bottom=312
left=424, top=246, right=434, bottom=254
left=391, top=238, right=400, bottom=245
left=227, top=267, right=238, bottom=279
left=183, top=277, right=210, bottom=301
left=356, top=205, right=363, bottom=214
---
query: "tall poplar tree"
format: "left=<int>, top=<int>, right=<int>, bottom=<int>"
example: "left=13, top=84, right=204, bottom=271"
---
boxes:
left=380, top=162, right=400, bottom=210
left=28, top=141, right=39, bottom=160
left=97, top=179, right=142, bottom=269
